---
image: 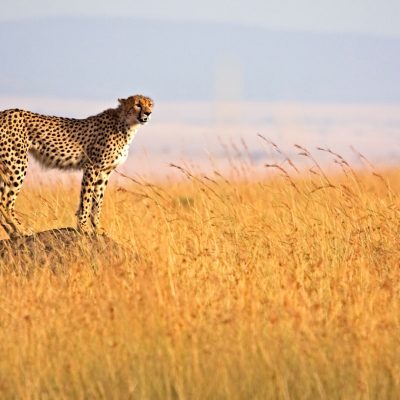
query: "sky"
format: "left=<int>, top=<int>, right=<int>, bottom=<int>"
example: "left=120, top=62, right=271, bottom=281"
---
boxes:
left=1, top=0, right=399, bottom=104
left=2, top=0, right=400, bottom=37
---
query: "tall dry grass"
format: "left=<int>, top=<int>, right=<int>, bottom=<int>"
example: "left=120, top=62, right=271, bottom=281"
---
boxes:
left=0, top=145, right=400, bottom=399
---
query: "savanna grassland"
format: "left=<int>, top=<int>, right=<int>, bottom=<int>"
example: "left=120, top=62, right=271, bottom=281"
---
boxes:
left=1, top=148, right=400, bottom=400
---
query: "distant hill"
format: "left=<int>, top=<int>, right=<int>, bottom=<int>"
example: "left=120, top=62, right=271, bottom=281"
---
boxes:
left=0, top=17, right=399, bottom=102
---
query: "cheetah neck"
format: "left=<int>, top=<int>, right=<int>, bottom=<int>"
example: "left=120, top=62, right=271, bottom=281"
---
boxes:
left=118, top=118, right=140, bottom=142
left=115, top=108, right=143, bottom=142
left=124, top=123, right=140, bottom=142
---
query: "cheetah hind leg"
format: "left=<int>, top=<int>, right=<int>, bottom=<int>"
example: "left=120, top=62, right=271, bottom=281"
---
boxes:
left=0, top=183, right=24, bottom=238
left=0, top=205, right=24, bottom=238
left=0, top=173, right=27, bottom=238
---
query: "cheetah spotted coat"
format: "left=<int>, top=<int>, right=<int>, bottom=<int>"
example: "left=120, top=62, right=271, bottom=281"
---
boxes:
left=0, top=94, right=153, bottom=236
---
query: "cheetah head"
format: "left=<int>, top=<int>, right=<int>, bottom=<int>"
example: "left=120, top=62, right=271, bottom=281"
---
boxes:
left=118, top=95, right=154, bottom=125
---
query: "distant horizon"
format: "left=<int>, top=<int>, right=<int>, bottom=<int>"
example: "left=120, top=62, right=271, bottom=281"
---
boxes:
left=1, top=97, right=397, bottom=179
left=2, top=96, right=400, bottom=117
left=1, top=17, right=399, bottom=103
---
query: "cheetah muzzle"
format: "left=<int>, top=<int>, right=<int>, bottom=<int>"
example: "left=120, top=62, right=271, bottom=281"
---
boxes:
left=0, top=94, right=153, bottom=237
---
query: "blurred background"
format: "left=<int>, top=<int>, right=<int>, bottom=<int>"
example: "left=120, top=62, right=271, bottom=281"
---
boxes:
left=0, top=0, right=399, bottom=178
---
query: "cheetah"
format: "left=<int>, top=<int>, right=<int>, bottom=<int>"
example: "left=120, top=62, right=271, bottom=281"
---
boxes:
left=0, top=94, right=153, bottom=237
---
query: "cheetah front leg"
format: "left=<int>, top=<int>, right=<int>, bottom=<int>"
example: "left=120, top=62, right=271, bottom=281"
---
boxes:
left=77, top=166, right=98, bottom=234
left=91, top=170, right=112, bottom=232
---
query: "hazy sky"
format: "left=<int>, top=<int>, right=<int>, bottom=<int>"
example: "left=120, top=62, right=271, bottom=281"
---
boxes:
left=2, top=0, right=400, bottom=37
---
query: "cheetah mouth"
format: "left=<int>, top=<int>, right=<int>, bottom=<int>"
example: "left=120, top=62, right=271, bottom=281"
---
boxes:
left=138, top=119, right=148, bottom=125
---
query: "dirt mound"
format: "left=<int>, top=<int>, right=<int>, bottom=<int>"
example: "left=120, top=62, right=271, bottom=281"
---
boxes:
left=0, top=227, right=129, bottom=269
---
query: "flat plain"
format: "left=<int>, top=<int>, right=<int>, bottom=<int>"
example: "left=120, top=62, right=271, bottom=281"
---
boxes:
left=0, top=150, right=400, bottom=399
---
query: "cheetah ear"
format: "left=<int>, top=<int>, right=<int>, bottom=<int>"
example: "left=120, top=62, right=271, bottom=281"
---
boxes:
left=118, top=97, right=136, bottom=107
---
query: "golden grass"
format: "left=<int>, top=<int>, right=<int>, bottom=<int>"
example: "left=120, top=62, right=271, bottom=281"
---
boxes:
left=1, top=152, right=400, bottom=399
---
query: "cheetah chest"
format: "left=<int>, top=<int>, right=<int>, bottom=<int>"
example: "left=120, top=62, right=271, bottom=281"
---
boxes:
left=109, top=126, right=138, bottom=168
left=113, top=145, right=130, bottom=167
